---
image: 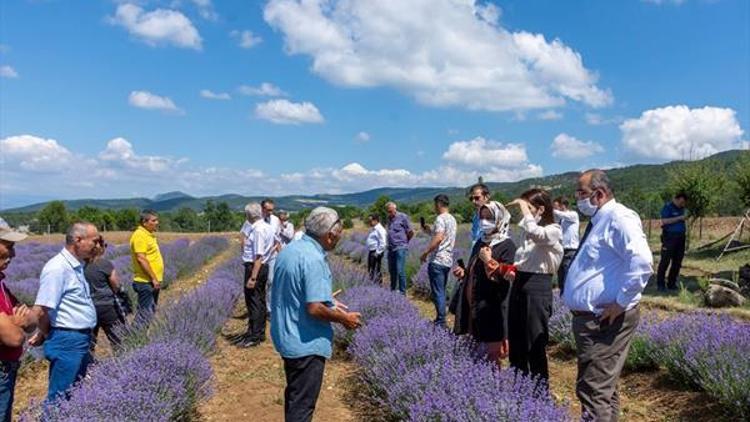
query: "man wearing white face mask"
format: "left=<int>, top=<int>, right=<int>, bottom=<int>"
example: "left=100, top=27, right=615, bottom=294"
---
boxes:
left=564, top=169, right=653, bottom=422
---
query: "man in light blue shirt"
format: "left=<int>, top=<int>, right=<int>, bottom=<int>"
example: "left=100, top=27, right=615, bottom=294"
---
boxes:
left=271, top=207, right=361, bottom=422
left=564, top=170, right=653, bottom=422
left=29, top=222, right=99, bottom=403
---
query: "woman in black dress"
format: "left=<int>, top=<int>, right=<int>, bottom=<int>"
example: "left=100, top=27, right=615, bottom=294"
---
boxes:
left=84, top=236, right=125, bottom=350
left=452, top=201, right=517, bottom=366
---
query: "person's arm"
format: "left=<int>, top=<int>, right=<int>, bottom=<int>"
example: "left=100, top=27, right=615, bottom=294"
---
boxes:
left=27, top=305, right=50, bottom=346
left=108, top=268, right=121, bottom=292
left=306, top=302, right=361, bottom=329
left=660, top=205, right=686, bottom=226
left=247, top=257, right=263, bottom=288
left=135, top=253, right=160, bottom=289
left=403, top=216, right=415, bottom=241
left=600, top=211, right=654, bottom=323
left=0, top=313, right=24, bottom=348
left=554, top=209, right=576, bottom=223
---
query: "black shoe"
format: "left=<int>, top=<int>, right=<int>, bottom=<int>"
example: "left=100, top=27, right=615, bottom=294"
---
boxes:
left=657, top=285, right=667, bottom=292
left=238, top=338, right=262, bottom=348
left=228, top=332, right=249, bottom=345
left=667, top=284, right=679, bottom=291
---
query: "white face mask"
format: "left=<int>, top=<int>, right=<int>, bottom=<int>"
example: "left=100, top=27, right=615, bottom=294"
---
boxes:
left=577, top=196, right=598, bottom=216
left=479, top=219, right=496, bottom=234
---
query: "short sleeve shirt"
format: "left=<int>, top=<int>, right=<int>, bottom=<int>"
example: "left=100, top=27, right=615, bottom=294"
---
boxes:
left=84, top=259, right=116, bottom=308
left=387, top=212, right=412, bottom=250
left=240, top=220, right=276, bottom=263
left=130, top=226, right=164, bottom=283
left=270, top=235, right=334, bottom=359
left=430, top=212, right=457, bottom=267
left=35, top=249, right=97, bottom=329
left=661, top=202, right=686, bottom=234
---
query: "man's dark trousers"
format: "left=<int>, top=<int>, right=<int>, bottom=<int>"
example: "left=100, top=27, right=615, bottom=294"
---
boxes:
left=656, top=232, right=686, bottom=289
left=284, top=355, right=326, bottom=422
left=133, top=281, right=160, bottom=324
left=367, top=250, right=383, bottom=284
left=244, top=262, right=269, bottom=341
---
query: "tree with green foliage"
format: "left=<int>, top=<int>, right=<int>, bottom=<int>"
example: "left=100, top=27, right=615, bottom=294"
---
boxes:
left=173, top=207, right=201, bottom=232
left=368, top=195, right=393, bottom=225
left=115, top=208, right=140, bottom=231
left=37, top=201, right=68, bottom=233
left=734, top=152, right=750, bottom=209
left=75, top=206, right=105, bottom=229
left=204, top=201, right=235, bottom=232
left=667, top=162, right=726, bottom=242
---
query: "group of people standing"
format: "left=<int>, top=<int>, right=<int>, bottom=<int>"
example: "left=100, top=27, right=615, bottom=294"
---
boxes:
left=0, top=210, right=165, bottom=420
left=364, top=169, right=660, bottom=422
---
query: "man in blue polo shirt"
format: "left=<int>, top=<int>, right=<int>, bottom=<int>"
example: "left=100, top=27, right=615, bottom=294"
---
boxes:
left=385, top=202, right=414, bottom=294
left=29, top=222, right=99, bottom=403
left=657, top=192, right=688, bottom=291
left=271, top=207, right=361, bottom=422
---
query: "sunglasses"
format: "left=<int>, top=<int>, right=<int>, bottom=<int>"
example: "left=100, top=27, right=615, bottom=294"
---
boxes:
left=470, top=195, right=485, bottom=201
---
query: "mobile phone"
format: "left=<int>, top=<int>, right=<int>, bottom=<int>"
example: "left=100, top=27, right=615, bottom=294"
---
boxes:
left=457, top=258, right=466, bottom=270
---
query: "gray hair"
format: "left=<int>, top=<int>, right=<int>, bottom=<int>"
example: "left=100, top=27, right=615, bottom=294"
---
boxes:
left=304, top=207, right=341, bottom=238
left=583, top=169, right=614, bottom=195
left=244, top=202, right=263, bottom=220
left=139, top=209, right=158, bottom=224
left=385, top=201, right=397, bottom=209
left=65, top=222, right=95, bottom=245
left=278, top=210, right=289, bottom=219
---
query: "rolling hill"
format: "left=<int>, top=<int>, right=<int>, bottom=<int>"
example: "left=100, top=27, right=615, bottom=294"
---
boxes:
left=3, top=150, right=747, bottom=213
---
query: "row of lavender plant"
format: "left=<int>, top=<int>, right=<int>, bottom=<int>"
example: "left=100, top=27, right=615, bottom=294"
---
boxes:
left=6, top=236, right=229, bottom=306
left=548, top=295, right=750, bottom=419
left=21, top=251, right=243, bottom=421
left=328, top=255, right=571, bottom=421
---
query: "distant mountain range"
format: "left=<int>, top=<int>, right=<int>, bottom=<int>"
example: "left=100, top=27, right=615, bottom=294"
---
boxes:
left=3, top=150, right=747, bottom=214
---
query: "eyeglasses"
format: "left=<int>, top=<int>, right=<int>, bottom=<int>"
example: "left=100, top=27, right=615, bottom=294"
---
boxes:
left=470, top=195, right=484, bottom=201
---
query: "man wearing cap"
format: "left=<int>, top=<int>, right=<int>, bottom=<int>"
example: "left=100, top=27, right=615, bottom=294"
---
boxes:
left=29, top=222, right=99, bottom=403
left=0, top=223, right=33, bottom=422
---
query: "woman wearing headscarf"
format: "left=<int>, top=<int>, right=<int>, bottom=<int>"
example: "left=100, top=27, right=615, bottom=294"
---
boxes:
left=451, top=201, right=517, bottom=365
left=505, top=188, right=563, bottom=384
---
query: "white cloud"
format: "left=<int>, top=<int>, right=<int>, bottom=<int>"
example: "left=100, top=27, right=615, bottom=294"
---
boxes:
left=128, top=90, right=184, bottom=114
left=0, top=135, right=75, bottom=172
left=355, top=131, right=370, bottom=143
left=443, top=137, right=528, bottom=168
left=200, top=89, right=231, bottom=100
left=620, top=105, right=745, bottom=160
left=238, top=82, right=286, bottom=97
left=0, top=65, right=18, bottom=78
left=109, top=3, right=202, bottom=50
left=254, top=99, right=324, bottom=125
left=551, top=133, right=605, bottom=159
left=585, top=112, right=623, bottom=126
left=231, top=30, right=262, bottom=49
left=1, top=134, right=544, bottom=201
left=263, top=0, right=611, bottom=112
left=190, top=0, right=218, bottom=20
left=538, top=110, right=563, bottom=120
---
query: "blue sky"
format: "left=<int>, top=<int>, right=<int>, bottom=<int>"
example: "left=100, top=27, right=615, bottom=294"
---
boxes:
left=1, top=0, right=748, bottom=208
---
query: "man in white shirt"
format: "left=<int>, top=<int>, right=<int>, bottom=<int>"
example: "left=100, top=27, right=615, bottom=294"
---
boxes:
left=563, top=169, right=653, bottom=422
left=553, top=196, right=580, bottom=296
left=261, top=199, right=282, bottom=315
left=238, top=203, right=276, bottom=348
left=278, top=211, right=295, bottom=246
left=365, top=214, right=387, bottom=284
left=420, top=194, right=457, bottom=328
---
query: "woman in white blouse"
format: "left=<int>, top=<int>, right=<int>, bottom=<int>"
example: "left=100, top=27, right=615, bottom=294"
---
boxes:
left=504, top=188, right=563, bottom=384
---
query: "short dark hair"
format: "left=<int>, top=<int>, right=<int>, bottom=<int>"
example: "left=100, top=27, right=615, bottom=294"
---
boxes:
left=675, top=192, right=688, bottom=201
left=521, top=188, right=555, bottom=226
left=260, top=198, right=274, bottom=207
left=140, top=209, right=158, bottom=224
left=467, top=183, right=490, bottom=198
left=368, top=213, right=380, bottom=222
left=434, top=194, right=450, bottom=207
left=554, top=196, right=570, bottom=207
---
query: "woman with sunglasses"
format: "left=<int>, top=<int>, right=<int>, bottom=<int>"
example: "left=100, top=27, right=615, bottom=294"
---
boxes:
left=84, top=236, right=125, bottom=351
left=505, top=188, right=563, bottom=385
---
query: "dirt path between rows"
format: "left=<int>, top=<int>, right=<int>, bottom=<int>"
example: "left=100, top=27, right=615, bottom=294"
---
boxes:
left=12, top=237, right=235, bottom=419
left=197, top=313, right=355, bottom=421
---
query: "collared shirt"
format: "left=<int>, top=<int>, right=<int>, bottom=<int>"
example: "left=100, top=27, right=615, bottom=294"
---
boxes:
left=366, top=223, right=387, bottom=254
left=279, top=221, right=295, bottom=245
left=430, top=212, right=457, bottom=267
left=514, top=217, right=563, bottom=274
left=563, top=199, right=654, bottom=313
left=661, top=202, right=686, bottom=234
left=387, top=212, right=412, bottom=251
left=553, top=209, right=581, bottom=250
left=270, top=234, right=335, bottom=359
left=35, top=248, right=97, bottom=330
left=130, top=225, right=164, bottom=283
left=240, top=220, right=276, bottom=264
left=471, top=212, right=482, bottom=244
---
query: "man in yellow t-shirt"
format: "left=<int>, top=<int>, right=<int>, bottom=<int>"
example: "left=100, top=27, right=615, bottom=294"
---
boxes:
left=130, top=210, right=163, bottom=323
